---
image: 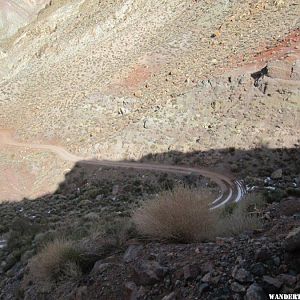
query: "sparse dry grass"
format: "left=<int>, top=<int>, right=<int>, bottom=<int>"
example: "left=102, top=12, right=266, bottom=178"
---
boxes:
left=132, top=186, right=217, bottom=242
left=217, top=194, right=264, bottom=236
left=28, top=239, right=82, bottom=285
left=133, top=187, right=263, bottom=242
left=217, top=211, right=261, bottom=236
left=26, top=189, right=264, bottom=293
left=26, top=218, right=135, bottom=290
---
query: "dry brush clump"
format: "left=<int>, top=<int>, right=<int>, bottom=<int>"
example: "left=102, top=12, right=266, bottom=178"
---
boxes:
left=132, top=186, right=263, bottom=243
left=132, top=186, right=217, bottom=242
left=28, top=239, right=83, bottom=285
left=25, top=218, right=136, bottom=291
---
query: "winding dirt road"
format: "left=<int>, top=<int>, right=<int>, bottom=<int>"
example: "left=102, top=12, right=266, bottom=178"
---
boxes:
left=0, top=129, right=246, bottom=208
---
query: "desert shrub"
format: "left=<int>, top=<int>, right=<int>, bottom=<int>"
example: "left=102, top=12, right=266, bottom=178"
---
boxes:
left=286, top=187, right=300, bottom=197
left=28, top=239, right=83, bottom=284
left=216, top=210, right=262, bottom=237
left=101, top=218, right=137, bottom=247
left=221, top=193, right=266, bottom=216
left=84, top=218, right=136, bottom=253
left=27, top=217, right=136, bottom=290
left=263, top=188, right=286, bottom=203
left=8, top=217, right=43, bottom=250
left=132, top=186, right=217, bottom=242
left=133, top=187, right=264, bottom=242
left=214, top=193, right=264, bottom=237
left=220, top=202, right=238, bottom=217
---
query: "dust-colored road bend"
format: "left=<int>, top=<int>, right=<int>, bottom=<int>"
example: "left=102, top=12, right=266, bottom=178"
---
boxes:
left=0, top=129, right=246, bottom=208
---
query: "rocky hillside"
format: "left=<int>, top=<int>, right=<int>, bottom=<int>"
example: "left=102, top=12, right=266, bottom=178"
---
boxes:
left=0, top=0, right=299, bottom=299
left=0, top=0, right=299, bottom=201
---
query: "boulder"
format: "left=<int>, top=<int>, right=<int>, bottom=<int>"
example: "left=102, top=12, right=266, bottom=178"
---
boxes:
left=263, top=275, right=283, bottom=293
left=285, top=227, right=300, bottom=252
left=133, top=260, right=168, bottom=285
left=124, top=282, right=138, bottom=300
left=123, top=245, right=143, bottom=263
left=255, top=246, right=272, bottom=262
left=250, top=263, right=266, bottom=277
left=231, top=282, right=246, bottom=293
left=198, top=283, right=210, bottom=296
left=266, top=60, right=292, bottom=80
left=291, top=60, right=300, bottom=80
left=74, top=286, right=88, bottom=300
left=276, top=274, right=297, bottom=287
left=245, top=283, right=266, bottom=300
left=183, top=263, right=201, bottom=280
left=162, top=292, right=177, bottom=300
left=232, top=267, right=254, bottom=283
left=91, top=262, right=116, bottom=275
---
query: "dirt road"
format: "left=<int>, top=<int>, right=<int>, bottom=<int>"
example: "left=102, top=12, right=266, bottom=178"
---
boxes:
left=0, top=129, right=246, bottom=208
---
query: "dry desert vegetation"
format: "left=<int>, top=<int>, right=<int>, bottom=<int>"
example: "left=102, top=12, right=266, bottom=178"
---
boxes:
left=0, top=0, right=300, bottom=299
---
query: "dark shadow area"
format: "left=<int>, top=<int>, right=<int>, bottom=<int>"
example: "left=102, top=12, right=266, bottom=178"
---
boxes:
left=0, top=146, right=299, bottom=298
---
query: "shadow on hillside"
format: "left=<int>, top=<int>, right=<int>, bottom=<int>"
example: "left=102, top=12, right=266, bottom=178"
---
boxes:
left=0, top=145, right=299, bottom=221
left=0, top=145, right=299, bottom=240
left=0, top=145, right=300, bottom=297
left=56, top=145, right=300, bottom=193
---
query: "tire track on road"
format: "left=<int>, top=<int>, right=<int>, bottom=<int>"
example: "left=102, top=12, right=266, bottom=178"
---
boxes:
left=0, top=129, right=246, bottom=208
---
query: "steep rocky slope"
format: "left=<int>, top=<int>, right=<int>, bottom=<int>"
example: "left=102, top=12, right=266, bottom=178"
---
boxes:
left=0, top=0, right=299, bottom=201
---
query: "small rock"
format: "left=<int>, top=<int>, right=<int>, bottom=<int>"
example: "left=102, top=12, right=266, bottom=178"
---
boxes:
left=133, top=260, right=168, bottom=285
left=266, top=60, right=292, bottom=80
left=231, top=282, right=246, bottom=293
left=124, top=282, right=137, bottom=300
left=285, top=227, right=300, bottom=252
left=245, top=283, right=266, bottom=300
left=250, top=263, right=266, bottom=277
left=272, top=256, right=281, bottom=266
left=198, top=283, right=210, bottom=296
left=112, top=185, right=119, bottom=195
left=255, top=247, right=272, bottom=262
left=162, top=292, right=176, bottom=300
left=123, top=245, right=143, bottom=263
left=90, top=262, right=112, bottom=275
left=183, top=263, right=201, bottom=280
left=201, top=272, right=212, bottom=283
left=96, top=194, right=104, bottom=201
left=201, top=261, right=214, bottom=273
left=134, top=90, right=143, bottom=98
left=232, top=267, right=254, bottom=283
left=276, top=273, right=297, bottom=287
left=118, top=107, right=130, bottom=115
left=137, top=286, right=146, bottom=298
left=263, top=275, right=283, bottom=292
left=271, top=169, right=283, bottom=179
left=74, top=286, right=88, bottom=300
